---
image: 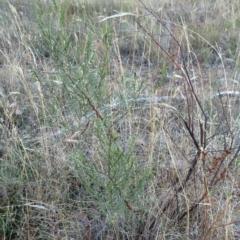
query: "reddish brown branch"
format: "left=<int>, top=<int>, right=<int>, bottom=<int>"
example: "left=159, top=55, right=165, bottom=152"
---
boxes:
left=81, top=91, right=104, bottom=120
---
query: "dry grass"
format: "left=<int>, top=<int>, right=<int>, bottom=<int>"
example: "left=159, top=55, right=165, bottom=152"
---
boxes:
left=1, top=0, right=240, bottom=239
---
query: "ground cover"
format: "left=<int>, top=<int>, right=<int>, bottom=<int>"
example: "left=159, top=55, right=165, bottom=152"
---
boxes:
left=1, top=0, right=240, bottom=239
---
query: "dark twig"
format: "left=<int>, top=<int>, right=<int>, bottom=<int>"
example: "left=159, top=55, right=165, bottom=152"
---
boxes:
left=81, top=91, right=104, bottom=120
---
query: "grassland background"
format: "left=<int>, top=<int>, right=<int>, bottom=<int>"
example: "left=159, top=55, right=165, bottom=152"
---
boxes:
left=1, top=0, right=240, bottom=239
